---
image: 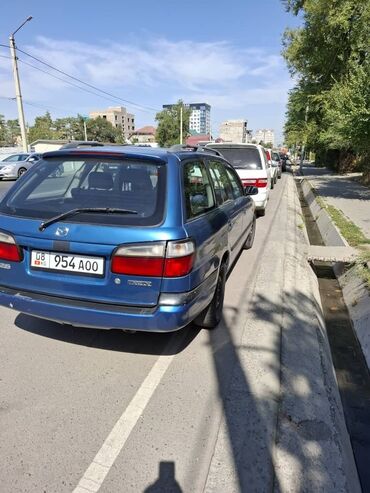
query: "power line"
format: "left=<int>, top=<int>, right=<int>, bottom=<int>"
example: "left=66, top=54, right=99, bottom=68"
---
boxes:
left=1, top=42, right=161, bottom=115
left=16, top=46, right=161, bottom=113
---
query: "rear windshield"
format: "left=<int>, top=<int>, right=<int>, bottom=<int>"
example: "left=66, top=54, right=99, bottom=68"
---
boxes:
left=210, top=147, right=262, bottom=170
left=0, top=157, right=166, bottom=226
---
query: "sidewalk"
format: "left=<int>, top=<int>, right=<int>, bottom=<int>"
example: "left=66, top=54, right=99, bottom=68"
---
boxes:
left=301, top=166, right=370, bottom=238
left=204, top=175, right=360, bottom=492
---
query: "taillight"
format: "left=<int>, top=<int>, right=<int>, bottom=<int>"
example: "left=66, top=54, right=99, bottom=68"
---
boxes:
left=164, top=240, right=195, bottom=277
left=0, top=231, right=22, bottom=262
left=241, top=178, right=267, bottom=188
left=256, top=178, right=268, bottom=188
left=111, top=240, right=195, bottom=277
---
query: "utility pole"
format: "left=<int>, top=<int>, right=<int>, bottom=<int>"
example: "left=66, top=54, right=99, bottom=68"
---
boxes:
left=83, top=121, right=87, bottom=141
left=9, top=16, right=32, bottom=152
left=179, top=106, right=183, bottom=145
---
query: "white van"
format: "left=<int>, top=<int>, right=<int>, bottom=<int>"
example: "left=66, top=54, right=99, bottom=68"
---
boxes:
left=206, top=143, right=272, bottom=216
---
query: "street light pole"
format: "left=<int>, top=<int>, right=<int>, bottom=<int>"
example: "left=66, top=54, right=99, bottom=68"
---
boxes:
left=9, top=16, right=32, bottom=152
left=179, top=106, right=183, bottom=145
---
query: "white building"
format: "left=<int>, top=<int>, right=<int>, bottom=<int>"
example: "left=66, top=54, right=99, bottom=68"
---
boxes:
left=219, top=120, right=248, bottom=143
left=89, top=106, right=135, bottom=140
left=253, top=129, right=275, bottom=146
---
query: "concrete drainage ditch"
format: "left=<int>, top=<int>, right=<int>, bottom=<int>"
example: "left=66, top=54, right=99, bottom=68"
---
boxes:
left=296, top=177, right=370, bottom=491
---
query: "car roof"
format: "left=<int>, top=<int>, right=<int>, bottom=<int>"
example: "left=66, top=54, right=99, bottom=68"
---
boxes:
left=206, top=142, right=262, bottom=150
left=42, top=145, right=225, bottom=162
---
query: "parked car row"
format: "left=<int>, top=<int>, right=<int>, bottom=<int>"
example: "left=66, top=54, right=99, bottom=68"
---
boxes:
left=206, top=143, right=287, bottom=216
left=0, top=145, right=259, bottom=333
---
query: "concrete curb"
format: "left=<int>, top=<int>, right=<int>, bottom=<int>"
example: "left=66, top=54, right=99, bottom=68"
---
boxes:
left=298, top=178, right=348, bottom=247
left=273, top=176, right=361, bottom=493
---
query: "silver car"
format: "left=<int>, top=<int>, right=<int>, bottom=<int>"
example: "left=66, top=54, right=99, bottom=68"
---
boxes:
left=0, top=153, right=41, bottom=180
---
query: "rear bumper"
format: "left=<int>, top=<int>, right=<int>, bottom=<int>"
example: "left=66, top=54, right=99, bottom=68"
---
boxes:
left=0, top=271, right=218, bottom=332
left=252, top=190, right=268, bottom=210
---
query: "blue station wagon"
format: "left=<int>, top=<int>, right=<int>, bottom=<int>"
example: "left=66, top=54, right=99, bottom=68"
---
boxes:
left=0, top=146, right=256, bottom=332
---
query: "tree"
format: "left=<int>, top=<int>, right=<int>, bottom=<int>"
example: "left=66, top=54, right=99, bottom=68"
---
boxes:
left=86, top=116, right=124, bottom=143
left=0, top=115, right=6, bottom=146
left=28, top=111, right=56, bottom=142
left=282, top=0, right=370, bottom=175
left=5, top=119, right=21, bottom=145
left=155, top=101, right=191, bottom=147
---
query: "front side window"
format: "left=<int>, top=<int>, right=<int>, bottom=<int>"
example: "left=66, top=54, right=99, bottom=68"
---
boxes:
left=183, top=161, right=214, bottom=219
left=0, top=157, right=166, bottom=227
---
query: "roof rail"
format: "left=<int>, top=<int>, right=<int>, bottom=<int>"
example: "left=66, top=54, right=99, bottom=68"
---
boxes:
left=169, top=144, right=222, bottom=157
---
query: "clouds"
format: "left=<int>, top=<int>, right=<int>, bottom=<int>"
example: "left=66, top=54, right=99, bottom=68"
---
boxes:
left=16, top=35, right=289, bottom=94
left=0, top=35, right=292, bottom=138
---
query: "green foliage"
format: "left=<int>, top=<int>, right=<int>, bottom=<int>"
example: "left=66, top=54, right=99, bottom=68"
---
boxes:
left=85, top=116, right=124, bottom=143
left=155, top=100, right=191, bottom=147
left=283, top=0, right=370, bottom=172
left=26, top=112, right=124, bottom=144
left=0, top=115, right=6, bottom=146
left=0, top=118, right=21, bottom=145
left=28, top=111, right=55, bottom=142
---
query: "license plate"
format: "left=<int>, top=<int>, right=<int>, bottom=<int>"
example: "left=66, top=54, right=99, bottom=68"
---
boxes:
left=31, top=250, right=105, bottom=277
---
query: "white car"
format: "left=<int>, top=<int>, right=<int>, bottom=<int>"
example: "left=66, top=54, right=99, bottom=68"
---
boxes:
left=206, top=143, right=272, bottom=216
left=0, top=153, right=41, bottom=180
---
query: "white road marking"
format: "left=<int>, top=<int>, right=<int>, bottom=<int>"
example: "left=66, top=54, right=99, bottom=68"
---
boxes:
left=73, top=333, right=184, bottom=493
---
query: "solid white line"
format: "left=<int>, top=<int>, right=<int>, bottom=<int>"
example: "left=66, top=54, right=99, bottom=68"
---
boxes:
left=73, top=333, right=183, bottom=493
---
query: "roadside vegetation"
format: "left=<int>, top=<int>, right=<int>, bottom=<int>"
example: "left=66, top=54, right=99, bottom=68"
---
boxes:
left=0, top=111, right=124, bottom=145
left=282, top=0, right=370, bottom=181
left=155, top=100, right=191, bottom=147
left=315, top=194, right=370, bottom=247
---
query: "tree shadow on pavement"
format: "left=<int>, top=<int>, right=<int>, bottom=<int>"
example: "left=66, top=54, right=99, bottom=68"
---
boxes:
left=206, top=278, right=350, bottom=492
left=14, top=313, right=199, bottom=356
left=303, top=166, right=370, bottom=201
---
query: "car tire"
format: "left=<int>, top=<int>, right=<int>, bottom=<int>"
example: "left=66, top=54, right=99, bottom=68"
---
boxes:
left=244, top=214, right=256, bottom=250
left=257, top=208, right=266, bottom=217
left=195, top=261, right=227, bottom=329
left=271, top=178, right=274, bottom=190
left=17, top=167, right=27, bottom=178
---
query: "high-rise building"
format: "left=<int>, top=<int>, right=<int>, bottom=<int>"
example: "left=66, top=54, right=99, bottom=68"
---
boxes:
left=219, top=120, right=248, bottom=143
left=89, top=106, right=135, bottom=140
left=163, top=103, right=211, bottom=136
left=253, top=129, right=275, bottom=146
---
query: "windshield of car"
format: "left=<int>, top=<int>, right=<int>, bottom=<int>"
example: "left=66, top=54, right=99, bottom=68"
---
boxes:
left=0, top=156, right=166, bottom=226
left=209, top=147, right=262, bottom=170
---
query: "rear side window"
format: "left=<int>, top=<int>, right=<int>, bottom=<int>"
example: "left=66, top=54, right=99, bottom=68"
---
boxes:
left=208, top=160, right=234, bottom=205
left=183, top=161, right=214, bottom=219
left=210, top=147, right=262, bottom=171
left=0, top=157, right=166, bottom=227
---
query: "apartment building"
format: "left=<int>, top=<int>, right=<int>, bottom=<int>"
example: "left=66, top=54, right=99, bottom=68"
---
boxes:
left=89, top=106, right=135, bottom=140
left=219, top=120, right=248, bottom=143
left=163, top=102, right=211, bottom=136
left=253, top=129, right=275, bottom=146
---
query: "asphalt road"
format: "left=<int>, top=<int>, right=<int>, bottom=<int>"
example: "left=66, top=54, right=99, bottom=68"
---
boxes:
left=0, top=174, right=358, bottom=493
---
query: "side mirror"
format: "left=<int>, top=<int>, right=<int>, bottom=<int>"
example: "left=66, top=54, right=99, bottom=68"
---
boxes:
left=244, top=186, right=258, bottom=196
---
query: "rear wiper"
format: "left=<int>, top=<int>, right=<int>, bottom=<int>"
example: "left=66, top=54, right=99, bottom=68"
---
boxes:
left=39, top=207, right=138, bottom=231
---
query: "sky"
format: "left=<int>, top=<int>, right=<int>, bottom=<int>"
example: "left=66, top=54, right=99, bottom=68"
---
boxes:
left=0, top=0, right=301, bottom=144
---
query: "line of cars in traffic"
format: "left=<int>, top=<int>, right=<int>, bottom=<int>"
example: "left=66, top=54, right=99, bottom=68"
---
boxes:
left=0, top=143, right=288, bottom=333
